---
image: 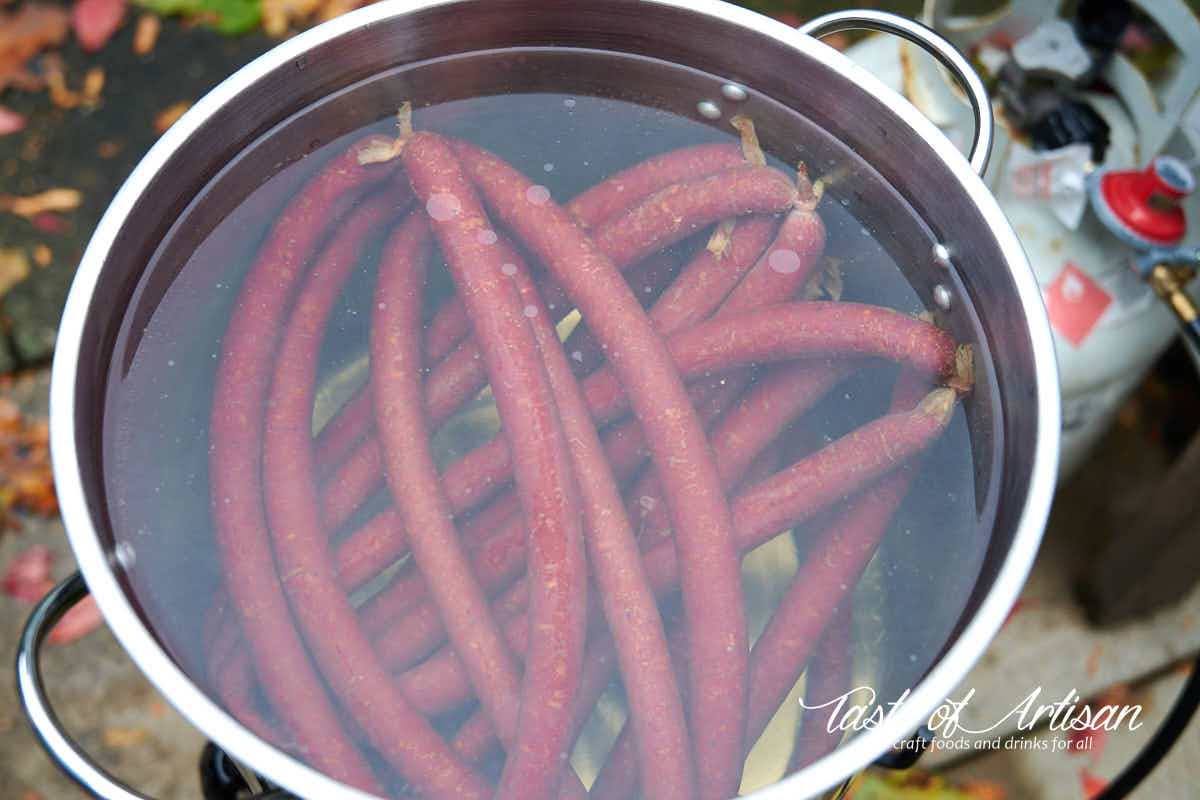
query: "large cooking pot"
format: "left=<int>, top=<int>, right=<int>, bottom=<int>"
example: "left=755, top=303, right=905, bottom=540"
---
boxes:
left=18, top=2, right=1059, bottom=799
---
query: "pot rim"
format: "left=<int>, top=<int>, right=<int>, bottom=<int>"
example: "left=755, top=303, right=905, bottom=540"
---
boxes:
left=48, top=1, right=1060, bottom=797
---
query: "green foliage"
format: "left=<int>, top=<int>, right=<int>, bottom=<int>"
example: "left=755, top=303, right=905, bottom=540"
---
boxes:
left=131, top=0, right=262, bottom=35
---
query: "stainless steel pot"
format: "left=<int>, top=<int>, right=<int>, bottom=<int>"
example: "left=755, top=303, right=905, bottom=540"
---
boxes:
left=19, top=2, right=1059, bottom=798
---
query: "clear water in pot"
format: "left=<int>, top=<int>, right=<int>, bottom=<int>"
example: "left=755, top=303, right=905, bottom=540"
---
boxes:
left=100, top=46, right=1000, bottom=796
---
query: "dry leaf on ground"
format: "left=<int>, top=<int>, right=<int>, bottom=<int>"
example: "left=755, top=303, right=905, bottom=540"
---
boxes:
left=32, top=243, right=53, bottom=266
left=0, top=398, right=58, bottom=523
left=261, top=0, right=322, bottom=36
left=847, top=769, right=1008, bottom=799
left=102, top=725, right=149, bottom=749
left=1, top=543, right=55, bottom=603
left=0, top=248, right=32, bottom=297
left=72, top=0, right=128, bottom=52
left=31, top=211, right=70, bottom=234
left=0, top=105, right=27, bottom=135
left=0, top=3, right=70, bottom=91
left=0, top=187, right=84, bottom=218
left=82, top=66, right=106, bottom=105
left=133, top=12, right=160, bottom=55
left=153, top=101, right=191, bottom=134
left=49, top=594, right=103, bottom=643
left=1078, top=767, right=1108, bottom=798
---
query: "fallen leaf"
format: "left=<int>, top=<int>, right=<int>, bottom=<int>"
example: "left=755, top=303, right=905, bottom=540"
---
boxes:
left=1001, top=596, right=1034, bottom=629
left=82, top=66, right=105, bottom=105
left=134, top=0, right=261, bottom=35
left=0, top=4, right=70, bottom=91
left=97, top=138, right=123, bottom=158
left=1067, top=720, right=1107, bottom=762
left=0, top=396, right=18, bottom=431
left=261, top=0, right=322, bottom=36
left=31, top=211, right=70, bottom=234
left=769, top=11, right=804, bottom=27
left=42, top=53, right=81, bottom=109
left=102, top=725, right=148, bottom=748
left=0, top=187, right=84, bottom=218
left=0, top=404, right=57, bottom=523
left=315, top=0, right=364, bottom=23
left=1092, top=685, right=1133, bottom=707
left=1078, top=767, right=1107, bottom=798
left=961, top=781, right=1007, bottom=800
left=0, top=248, right=31, bottom=297
left=32, top=243, right=52, bottom=266
left=20, top=789, right=48, bottom=800
left=153, top=101, right=191, bottom=134
left=1085, top=642, right=1104, bottom=678
left=72, top=0, right=128, bottom=52
left=49, top=594, right=103, bottom=643
left=132, top=12, right=160, bottom=55
left=1068, top=684, right=1134, bottom=762
left=0, top=105, right=27, bottom=135
left=1, top=544, right=55, bottom=604
left=846, top=769, right=994, bottom=799
left=148, top=697, right=167, bottom=718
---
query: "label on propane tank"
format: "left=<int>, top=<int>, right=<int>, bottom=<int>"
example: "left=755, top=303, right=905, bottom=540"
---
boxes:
left=1043, top=262, right=1113, bottom=347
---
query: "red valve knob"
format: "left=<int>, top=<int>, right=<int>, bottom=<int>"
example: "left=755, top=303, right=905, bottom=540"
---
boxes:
left=1093, top=156, right=1193, bottom=248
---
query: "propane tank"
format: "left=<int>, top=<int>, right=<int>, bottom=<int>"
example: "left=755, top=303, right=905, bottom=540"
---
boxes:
left=844, top=0, right=1200, bottom=479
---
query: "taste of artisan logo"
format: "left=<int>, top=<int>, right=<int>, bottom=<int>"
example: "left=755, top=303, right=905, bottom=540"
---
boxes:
left=800, top=685, right=1143, bottom=750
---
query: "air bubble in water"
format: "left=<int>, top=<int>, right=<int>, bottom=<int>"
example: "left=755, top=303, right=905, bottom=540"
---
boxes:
left=721, top=83, right=748, bottom=101
left=426, top=193, right=461, bottom=221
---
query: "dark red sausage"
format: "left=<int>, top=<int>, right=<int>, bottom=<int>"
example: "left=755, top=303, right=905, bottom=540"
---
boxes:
left=313, top=387, right=373, bottom=479
left=630, top=360, right=853, bottom=552
left=452, top=138, right=750, bottom=800
left=208, top=141, right=397, bottom=793
left=415, top=142, right=745, bottom=379
left=585, top=165, right=795, bottom=269
left=369, top=204, right=530, bottom=774
left=392, top=386, right=960, bottom=723
left=402, top=131, right=588, bottom=800
left=788, top=602, right=854, bottom=772
left=354, top=304, right=959, bottom=650
left=583, top=379, right=952, bottom=800
left=743, top=372, right=934, bottom=753
left=566, top=142, right=745, bottom=225
left=317, top=165, right=796, bottom=532
left=367, top=378, right=737, bottom=672
left=507, top=237, right=695, bottom=800
left=262, top=201, right=494, bottom=798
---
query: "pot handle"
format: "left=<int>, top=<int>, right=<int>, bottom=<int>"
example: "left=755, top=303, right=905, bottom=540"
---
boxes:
left=799, top=9, right=994, bottom=177
left=15, top=572, right=154, bottom=800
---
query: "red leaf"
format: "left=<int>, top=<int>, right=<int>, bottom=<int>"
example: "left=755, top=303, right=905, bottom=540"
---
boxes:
left=1001, top=596, right=1034, bottom=629
left=1067, top=721, right=1107, bottom=762
left=31, top=211, right=70, bottom=234
left=49, top=594, right=103, bottom=643
left=71, top=0, right=126, bottom=53
left=2, top=544, right=55, bottom=604
left=1078, top=767, right=1108, bottom=798
left=769, top=12, right=804, bottom=27
left=0, top=105, right=27, bottom=135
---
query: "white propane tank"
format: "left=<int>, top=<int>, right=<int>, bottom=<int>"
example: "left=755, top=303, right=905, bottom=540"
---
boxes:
left=844, top=0, right=1200, bottom=479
